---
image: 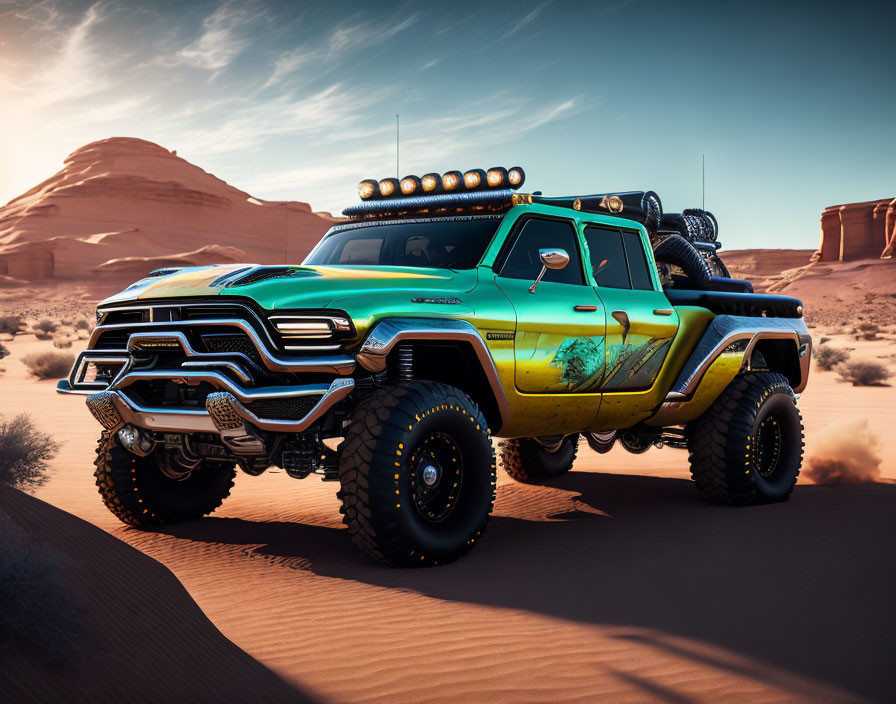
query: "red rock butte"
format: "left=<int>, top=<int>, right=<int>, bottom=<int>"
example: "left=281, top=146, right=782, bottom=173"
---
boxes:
left=0, top=137, right=337, bottom=281
left=816, top=196, right=896, bottom=262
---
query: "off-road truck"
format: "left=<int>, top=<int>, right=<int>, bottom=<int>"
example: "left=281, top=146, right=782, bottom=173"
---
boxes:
left=59, top=166, right=811, bottom=566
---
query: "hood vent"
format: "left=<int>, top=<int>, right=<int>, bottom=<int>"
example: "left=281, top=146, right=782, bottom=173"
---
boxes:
left=226, top=266, right=313, bottom=287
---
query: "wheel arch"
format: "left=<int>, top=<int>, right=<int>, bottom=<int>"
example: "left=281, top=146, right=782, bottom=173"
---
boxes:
left=355, top=317, right=510, bottom=433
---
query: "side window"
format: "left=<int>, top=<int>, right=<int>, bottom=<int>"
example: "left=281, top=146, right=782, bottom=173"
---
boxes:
left=339, top=237, right=383, bottom=264
left=584, top=226, right=631, bottom=289
left=498, top=218, right=584, bottom=285
left=621, top=230, right=654, bottom=291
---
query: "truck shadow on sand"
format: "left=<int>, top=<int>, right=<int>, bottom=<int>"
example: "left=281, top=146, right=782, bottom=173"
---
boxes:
left=163, top=472, right=896, bottom=702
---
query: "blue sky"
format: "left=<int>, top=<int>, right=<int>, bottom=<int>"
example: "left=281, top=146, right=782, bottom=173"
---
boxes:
left=1, top=0, right=893, bottom=249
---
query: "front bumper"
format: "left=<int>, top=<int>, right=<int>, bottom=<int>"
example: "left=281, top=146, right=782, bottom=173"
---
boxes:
left=58, top=299, right=357, bottom=437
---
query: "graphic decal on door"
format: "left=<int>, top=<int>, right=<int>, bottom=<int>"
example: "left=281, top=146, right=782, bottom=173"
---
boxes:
left=548, top=335, right=672, bottom=392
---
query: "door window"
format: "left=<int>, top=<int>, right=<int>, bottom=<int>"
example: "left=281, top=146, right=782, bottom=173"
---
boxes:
left=621, top=230, right=654, bottom=291
left=584, top=226, right=631, bottom=289
left=498, top=217, right=584, bottom=286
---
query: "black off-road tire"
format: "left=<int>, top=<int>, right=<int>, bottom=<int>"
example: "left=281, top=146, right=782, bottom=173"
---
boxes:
left=94, top=431, right=236, bottom=527
left=499, top=435, right=579, bottom=484
left=337, top=382, right=496, bottom=567
left=687, top=372, right=803, bottom=505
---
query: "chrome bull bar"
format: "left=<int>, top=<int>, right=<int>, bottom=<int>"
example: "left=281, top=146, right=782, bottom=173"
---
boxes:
left=80, top=377, right=354, bottom=435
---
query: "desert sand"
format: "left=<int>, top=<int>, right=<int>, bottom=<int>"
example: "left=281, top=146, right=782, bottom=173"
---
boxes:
left=1, top=282, right=895, bottom=702
left=2, top=140, right=894, bottom=701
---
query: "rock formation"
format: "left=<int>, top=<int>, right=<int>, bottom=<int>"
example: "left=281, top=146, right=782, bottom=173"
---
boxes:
left=816, top=197, right=896, bottom=261
left=0, top=138, right=338, bottom=280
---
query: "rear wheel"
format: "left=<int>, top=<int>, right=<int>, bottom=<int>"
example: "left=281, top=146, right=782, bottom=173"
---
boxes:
left=337, top=382, right=496, bottom=566
left=687, top=372, right=803, bottom=505
left=94, top=431, right=236, bottom=527
left=499, top=435, right=578, bottom=484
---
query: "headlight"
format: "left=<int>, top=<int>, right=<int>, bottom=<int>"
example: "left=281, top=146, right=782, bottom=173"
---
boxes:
left=268, top=314, right=354, bottom=351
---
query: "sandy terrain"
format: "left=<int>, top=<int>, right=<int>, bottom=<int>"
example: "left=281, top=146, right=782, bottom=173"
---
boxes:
left=2, top=303, right=895, bottom=702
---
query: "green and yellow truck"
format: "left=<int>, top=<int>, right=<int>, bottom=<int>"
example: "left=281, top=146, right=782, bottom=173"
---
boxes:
left=60, top=167, right=811, bottom=566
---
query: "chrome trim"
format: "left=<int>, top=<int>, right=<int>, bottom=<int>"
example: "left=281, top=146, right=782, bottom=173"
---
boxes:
left=112, top=392, right=219, bottom=433
left=357, top=317, right=511, bottom=432
left=220, top=378, right=355, bottom=432
left=180, top=360, right=252, bottom=383
left=66, top=351, right=131, bottom=392
left=666, top=315, right=811, bottom=399
left=57, top=379, right=93, bottom=395
left=94, top=377, right=355, bottom=434
left=110, top=369, right=331, bottom=405
left=89, top=319, right=355, bottom=375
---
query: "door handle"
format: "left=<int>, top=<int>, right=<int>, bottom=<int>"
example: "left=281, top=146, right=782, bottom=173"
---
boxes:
left=653, top=308, right=673, bottom=316
left=611, top=310, right=630, bottom=343
left=574, top=305, right=598, bottom=312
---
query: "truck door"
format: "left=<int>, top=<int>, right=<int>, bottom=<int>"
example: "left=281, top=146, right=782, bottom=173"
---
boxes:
left=580, top=224, right=680, bottom=427
left=494, top=215, right=606, bottom=395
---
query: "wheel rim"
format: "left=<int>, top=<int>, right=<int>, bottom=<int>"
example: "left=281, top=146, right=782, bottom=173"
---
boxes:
left=752, top=415, right=783, bottom=478
left=409, top=431, right=463, bottom=523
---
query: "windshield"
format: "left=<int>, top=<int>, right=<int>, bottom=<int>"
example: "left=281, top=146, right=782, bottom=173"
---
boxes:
left=304, top=218, right=501, bottom=269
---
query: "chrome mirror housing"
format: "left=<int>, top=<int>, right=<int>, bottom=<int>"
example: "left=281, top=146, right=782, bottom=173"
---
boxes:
left=529, top=248, right=569, bottom=293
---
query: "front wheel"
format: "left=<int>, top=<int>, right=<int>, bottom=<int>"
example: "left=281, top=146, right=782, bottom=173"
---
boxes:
left=687, top=372, right=803, bottom=505
left=94, top=431, right=236, bottom=527
left=337, top=382, right=496, bottom=566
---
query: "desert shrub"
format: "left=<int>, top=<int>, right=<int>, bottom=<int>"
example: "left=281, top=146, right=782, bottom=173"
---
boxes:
left=838, top=361, right=891, bottom=386
left=813, top=345, right=849, bottom=371
left=33, top=319, right=58, bottom=334
left=52, top=337, right=72, bottom=349
left=0, top=315, right=22, bottom=336
left=0, top=414, right=58, bottom=491
left=74, top=319, right=90, bottom=331
left=0, top=342, right=8, bottom=361
left=0, top=511, right=84, bottom=657
left=33, top=330, right=53, bottom=341
left=22, top=351, right=74, bottom=380
left=858, top=321, right=879, bottom=332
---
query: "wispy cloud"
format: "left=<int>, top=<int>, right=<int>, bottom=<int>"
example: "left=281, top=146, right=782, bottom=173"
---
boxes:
left=500, top=3, right=548, bottom=40
left=157, top=1, right=257, bottom=71
left=263, top=14, right=418, bottom=88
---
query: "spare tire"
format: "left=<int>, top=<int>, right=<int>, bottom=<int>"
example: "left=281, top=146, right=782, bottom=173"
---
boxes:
left=653, top=234, right=712, bottom=290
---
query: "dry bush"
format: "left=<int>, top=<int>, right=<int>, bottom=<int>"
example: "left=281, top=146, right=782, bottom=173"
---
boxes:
left=0, top=315, right=22, bottom=336
left=52, top=336, right=73, bottom=349
left=33, top=330, right=53, bottom=341
left=0, top=342, right=8, bottom=361
left=838, top=360, right=891, bottom=386
left=22, top=351, right=74, bottom=380
left=0, top=511, right=84, bottom=658
left=33, top=319, right=58, bottom=334
left=858, top=321, right=879, bottom=332
left=0, top=414, right=58, bottom=491
left=813, top=345, right=849, bottom=371
left=74, top=318, right=91, bottom=331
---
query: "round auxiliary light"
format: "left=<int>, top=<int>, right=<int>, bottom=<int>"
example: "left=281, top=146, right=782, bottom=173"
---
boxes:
left=400, top=175, right=422, bottom=196
left=358, top=179, right=379, bottom=200
left=607, top=195, right=624, bottom=213
left=463, top=168, right=486, bottom=190
left=421, top=172, right=441, bottom=193
left=507, top=166, right=525, bottom=189
left=442, top=170, right=462, bottom=191
left=378, top=178, right=399, bottom=198
left=486, top=167, right=508, bottom=188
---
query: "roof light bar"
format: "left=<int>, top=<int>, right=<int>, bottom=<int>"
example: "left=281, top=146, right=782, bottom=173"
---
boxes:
left=357, top=167, right=525, bottom=201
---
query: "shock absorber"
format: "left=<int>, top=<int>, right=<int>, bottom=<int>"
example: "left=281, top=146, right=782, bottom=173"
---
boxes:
left=397, top=343, right=414, bottom=381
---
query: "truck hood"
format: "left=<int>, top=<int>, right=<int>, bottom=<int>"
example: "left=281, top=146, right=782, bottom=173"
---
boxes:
left=99, top=264, right=476, bottom=309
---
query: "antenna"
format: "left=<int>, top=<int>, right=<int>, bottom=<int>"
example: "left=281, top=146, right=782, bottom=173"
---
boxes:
left=702, top=154, right=705, bottom=211
left=396, top=114, right=400, bottom=179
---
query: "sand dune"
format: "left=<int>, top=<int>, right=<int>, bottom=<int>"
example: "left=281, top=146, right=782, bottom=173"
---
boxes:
left=0, top=483, right=310, bottom=702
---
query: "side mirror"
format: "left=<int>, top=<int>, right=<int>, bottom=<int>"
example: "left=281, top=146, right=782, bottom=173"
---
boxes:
left=529, top=248, right=569, bottom=293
